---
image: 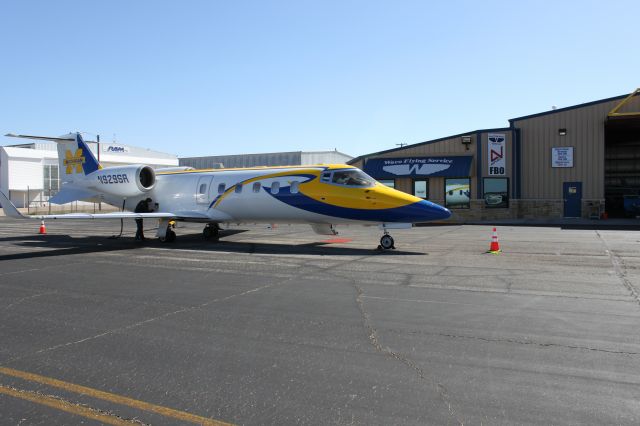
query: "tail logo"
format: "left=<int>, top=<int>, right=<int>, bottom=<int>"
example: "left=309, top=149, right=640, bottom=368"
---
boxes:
left=64, top=149, right=85, bottom=174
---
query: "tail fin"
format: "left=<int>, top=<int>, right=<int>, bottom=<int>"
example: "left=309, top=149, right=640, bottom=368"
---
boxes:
left=58, top=133, right=101, bottom=182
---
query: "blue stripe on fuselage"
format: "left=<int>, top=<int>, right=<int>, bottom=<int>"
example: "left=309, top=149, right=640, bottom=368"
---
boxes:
left=265, top=187, right=449, bottom=222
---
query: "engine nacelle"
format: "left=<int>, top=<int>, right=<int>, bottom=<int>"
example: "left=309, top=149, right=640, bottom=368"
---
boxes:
left=92, top=165, right=156, bottom=197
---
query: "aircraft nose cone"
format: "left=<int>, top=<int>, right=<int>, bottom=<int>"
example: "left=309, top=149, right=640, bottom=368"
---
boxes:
left=419, top=200, right=451, bottom=221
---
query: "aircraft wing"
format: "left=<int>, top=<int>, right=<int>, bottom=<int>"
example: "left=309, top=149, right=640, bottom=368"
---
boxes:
left=0, top=191, right=225, bottom=222
left=0, top=191, right=175, bottom=220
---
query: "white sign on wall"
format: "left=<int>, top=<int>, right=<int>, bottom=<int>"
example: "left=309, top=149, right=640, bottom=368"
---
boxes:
left=552, top=147, right=574, bottom=168
left=487, top=133, right=506, bottom=175
left=102, top=144, right=130, bottom=154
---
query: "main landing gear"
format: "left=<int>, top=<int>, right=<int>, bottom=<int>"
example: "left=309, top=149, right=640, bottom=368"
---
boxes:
left=378, top=231, right=395, bottom=250
left=158, top=219, right=177, bottom=243
left=203, top=223, right=220, bottom=240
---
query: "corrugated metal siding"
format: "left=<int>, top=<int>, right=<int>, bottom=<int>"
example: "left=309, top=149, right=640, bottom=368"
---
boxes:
left=301, top=151, right=353, bottom=164
left=180, top=152, right=303, bottom=169
left=512, top=99, right=619, bottom=199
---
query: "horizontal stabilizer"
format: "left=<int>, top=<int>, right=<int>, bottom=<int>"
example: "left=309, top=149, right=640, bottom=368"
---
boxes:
left=49, top=188, right=97, bottom=204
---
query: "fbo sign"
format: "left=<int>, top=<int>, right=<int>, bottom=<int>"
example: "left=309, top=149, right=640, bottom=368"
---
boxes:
left=487, top=133, right=506, bottom=175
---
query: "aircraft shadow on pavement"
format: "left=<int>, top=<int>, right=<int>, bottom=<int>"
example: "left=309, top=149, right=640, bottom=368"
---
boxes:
left=0, top=230, right=423, bottom=260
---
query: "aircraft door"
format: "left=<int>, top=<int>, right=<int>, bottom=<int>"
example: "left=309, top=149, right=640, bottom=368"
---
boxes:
left=196, top=176, right=214, bottom=204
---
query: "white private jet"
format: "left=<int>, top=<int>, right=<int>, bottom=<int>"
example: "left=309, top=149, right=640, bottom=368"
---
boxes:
left=0, top=133, right=451, bottom=249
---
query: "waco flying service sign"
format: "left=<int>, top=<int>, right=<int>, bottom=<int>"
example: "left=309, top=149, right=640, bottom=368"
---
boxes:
left=363, top=156, right=473, bottom=179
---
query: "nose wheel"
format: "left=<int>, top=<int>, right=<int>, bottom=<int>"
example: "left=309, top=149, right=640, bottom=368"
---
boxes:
left=379, top=233, right=395, bottom=250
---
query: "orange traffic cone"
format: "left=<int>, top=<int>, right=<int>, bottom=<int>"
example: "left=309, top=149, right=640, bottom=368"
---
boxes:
left=488, top=227, right=501, bottom=253
left=39, top=220, right=46, bottom=235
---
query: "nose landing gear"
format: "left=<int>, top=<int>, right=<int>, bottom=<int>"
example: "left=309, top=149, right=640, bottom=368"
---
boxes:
left=378, top=232, right=395, bottom=250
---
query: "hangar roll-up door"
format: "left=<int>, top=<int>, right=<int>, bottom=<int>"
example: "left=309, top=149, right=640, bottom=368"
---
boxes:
left=605, top=118, right=640, bottom=217
left=605, top=90, right=640, bottom=218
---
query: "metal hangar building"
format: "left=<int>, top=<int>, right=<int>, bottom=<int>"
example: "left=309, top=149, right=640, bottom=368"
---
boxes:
left=349, top=89, right=640, bottom=220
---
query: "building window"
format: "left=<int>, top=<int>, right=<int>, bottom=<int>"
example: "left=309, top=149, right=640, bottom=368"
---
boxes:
left=413, top=179, right=428, bottom=199
left=271, top=181, right=280, bottom=194
left=483, top=178, right=509, bottom=208
left=445, top=178, right=470, bottom=209
left=290, top=181, right=299, bottom=194
left=218, top=183, right=226, bottom=194
left=235, top=183, right=243, bottom=194
left=43, top=164, right=59, bottom=198
left=378, top=179, right=395, bottom=189
left=253, top=182, right=261, bottom=193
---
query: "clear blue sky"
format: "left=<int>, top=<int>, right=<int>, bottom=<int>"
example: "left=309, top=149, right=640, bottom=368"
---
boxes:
left=1, top=1, right=638, bottom=157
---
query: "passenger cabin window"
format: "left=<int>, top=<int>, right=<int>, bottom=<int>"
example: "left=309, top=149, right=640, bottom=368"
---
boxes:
left=198, top=183, right=207, bottom=196
left=330, top=170, right=374, bottom=187
left=235, top=184, right=243, bottom=194
left=290, top=181, right=299, bottom=194
left=271, top=181, right=280, bottom=194
left=218, top=183, right=226, bottom=194
left=253, top=182, right=261, bottom=193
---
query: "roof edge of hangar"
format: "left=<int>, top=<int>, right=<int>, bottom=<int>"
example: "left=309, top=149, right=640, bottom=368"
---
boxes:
left=348, top=127, right=512, bottom=165
left=508, top=93, right=630, bottom=123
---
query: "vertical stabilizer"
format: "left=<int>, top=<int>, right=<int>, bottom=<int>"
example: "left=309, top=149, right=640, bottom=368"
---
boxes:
left=57, top=133, right=101, bottom=182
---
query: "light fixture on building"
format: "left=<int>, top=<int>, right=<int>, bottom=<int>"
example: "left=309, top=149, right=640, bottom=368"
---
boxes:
left=461, top=136, right=472, bottom=150
left=558, top=128, right=567, bottom=136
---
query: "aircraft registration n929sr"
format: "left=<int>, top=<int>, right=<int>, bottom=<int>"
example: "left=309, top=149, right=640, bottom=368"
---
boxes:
left=0, top=133, right=451, bottom=249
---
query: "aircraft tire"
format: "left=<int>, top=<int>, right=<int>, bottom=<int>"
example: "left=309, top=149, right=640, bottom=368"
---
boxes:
left=380, top=235, right=394, bottom=250
left=203, top=225, right=219, bottom=240
left=163, top=229, right=177, bottom=243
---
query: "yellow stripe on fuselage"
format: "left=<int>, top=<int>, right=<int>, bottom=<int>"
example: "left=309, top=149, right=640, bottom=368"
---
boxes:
left=169, top=164, right=422, bottom=211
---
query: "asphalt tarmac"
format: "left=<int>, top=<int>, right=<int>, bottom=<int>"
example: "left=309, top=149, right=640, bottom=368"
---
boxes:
left=0, top=217, right=639, bottom=425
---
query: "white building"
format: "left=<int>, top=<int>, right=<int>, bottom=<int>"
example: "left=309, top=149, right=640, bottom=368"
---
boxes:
left=179, top=150, right=353, bottom=169
left=1, top=140, right=178, bottom=208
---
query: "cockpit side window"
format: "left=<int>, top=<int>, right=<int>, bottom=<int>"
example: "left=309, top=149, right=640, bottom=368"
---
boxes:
left=329, top=170, right=374, bottom=187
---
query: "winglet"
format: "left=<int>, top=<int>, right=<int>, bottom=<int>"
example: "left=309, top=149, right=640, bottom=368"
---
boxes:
left=0, top=191, right=27, bottom=219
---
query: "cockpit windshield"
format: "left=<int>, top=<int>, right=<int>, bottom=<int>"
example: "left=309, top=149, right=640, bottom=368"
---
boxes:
left=330, top=169, right=375, bottom=187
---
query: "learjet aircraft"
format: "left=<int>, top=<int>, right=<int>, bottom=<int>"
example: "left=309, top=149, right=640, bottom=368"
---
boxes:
left=0, top=133, right=451, bottom=249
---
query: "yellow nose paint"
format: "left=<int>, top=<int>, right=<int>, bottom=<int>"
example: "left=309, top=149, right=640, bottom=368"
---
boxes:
left=300, top=179, right=421, bottom=210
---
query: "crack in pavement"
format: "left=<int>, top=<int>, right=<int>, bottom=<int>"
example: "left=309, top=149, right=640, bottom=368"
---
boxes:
left=596, top=231, right=640, bottom=307
left=353, top=284, right=465, bottom=426
left=398, top=329, right=640, bottom=356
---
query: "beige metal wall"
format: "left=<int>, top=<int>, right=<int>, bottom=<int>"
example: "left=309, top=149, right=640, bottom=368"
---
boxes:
left=512, top=98, right=625, bottom=200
